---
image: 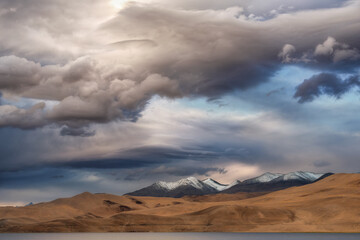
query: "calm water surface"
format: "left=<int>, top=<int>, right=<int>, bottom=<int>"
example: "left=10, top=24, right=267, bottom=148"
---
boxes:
left=0, top=233, right=359, bottom=240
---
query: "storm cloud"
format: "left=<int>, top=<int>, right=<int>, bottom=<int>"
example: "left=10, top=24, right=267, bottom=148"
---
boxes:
left=294, top=73, right=360, bottom=103
left=0, top=0, right=359, bottom=131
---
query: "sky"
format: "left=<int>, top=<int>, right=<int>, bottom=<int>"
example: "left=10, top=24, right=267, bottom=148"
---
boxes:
left=0, top=0, right=360, bottom=206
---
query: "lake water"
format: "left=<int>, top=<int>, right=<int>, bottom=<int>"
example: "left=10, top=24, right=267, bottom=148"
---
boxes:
left=0, top=233, right=359, bottom=240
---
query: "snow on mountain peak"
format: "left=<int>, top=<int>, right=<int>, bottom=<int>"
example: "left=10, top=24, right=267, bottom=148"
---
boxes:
left=154, top=176, right=204, bottom=190
left=243, top=172, right=284, bottom=184
left=152, top=171, right=324, bottom=192
left=201, top=178, right=228, bottom=191
left=273, top=171, right=324, bottom=182
left=227, top=179, right=242, bottom=188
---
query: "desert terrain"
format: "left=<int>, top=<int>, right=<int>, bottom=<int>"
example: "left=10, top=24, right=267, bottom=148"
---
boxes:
left=0, top=173, right=359, bottom=232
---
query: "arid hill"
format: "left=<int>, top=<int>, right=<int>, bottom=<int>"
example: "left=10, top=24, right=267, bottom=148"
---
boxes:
left=0, top=173, right=359, bottom=232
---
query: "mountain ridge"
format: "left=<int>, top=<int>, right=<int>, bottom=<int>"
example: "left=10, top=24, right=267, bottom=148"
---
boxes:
left=126, top=171, right=331, bottom=197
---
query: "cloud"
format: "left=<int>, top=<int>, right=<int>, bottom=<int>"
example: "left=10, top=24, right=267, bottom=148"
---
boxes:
left=0, top=56, right=42, bottom=91
left=0, top=56, right=182, bottom=129
left=294, top=73, right=360, bottom=103
left=0, top=0, right=115, bottom=63
left=314, top=36, right=360, bottom=63
left=315, top=36, right=338, bottom=56
left=266, top=87, right=286, bottom=97
left=123, top=165, right=225, bottom=181
left=278, top=44, right=296, bottom=63
left=52, top=145, right=225, bottom=171
left=313, top=160, right=331, bottom=168
left=47, top=96, right=111, bottom=123
left=108, top=39, right=158, bottom=49
left=60, top=126, right=96, bottom=137
left=0, top=1, right=359, bottom=132
left=128, top=0, right=349, bottom=16
left=1, top=96, right=360, bottom=204
left=279, top=36, right=360, bottom=65
left=0, top=102, right=46, bottom=129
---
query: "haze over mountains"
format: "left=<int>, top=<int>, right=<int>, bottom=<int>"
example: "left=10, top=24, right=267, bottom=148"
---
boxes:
left=127, top=171, right=328, bottom=197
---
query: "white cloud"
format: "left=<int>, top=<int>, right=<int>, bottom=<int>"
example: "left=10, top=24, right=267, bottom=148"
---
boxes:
left=315, top=36, right=338, bottom=55
left=279, top=44, right=296, bottom=63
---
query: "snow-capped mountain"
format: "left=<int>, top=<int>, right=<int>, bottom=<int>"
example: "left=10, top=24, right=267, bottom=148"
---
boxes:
left=243, top=171, right=324, bottom=184
left=271, top=171, right=324, bottom=182
left=243, top=172, right=283, bottom=184
left=127, top=177, right=218, bottom=198
left=223, top=171, right=327, bottom=194
left=126, top=171, right=329, bottom=198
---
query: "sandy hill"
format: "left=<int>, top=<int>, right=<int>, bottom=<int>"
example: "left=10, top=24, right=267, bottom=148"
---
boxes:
left=0, top=173, right=359, bottom=232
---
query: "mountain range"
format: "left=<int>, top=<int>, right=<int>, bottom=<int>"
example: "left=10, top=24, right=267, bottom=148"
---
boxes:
left=1, top=173, right=359, bottom=232
left=126, top=171, right=330, bottom=197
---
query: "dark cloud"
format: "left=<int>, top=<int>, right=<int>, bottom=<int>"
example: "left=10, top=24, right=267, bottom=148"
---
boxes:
left=123, top=166, right=225, bottom=181
left=313, top=161, right=331, bottom=168
left=52, top=146, right=221, bottom=170
left=59, top=158, right=159, bottom=170
left=51, top=175, right=64, bottom=179
left=0, top=121, right=281, bottom=173
left=266, top=87, right=285, bottom=97
left=60, top=126, right=96, bottom=137
left=294, top=73, right=360, bottom=103
left=0, top=168, right=72, bottom=189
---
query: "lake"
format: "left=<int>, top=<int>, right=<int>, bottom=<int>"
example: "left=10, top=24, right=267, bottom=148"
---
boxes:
left=0, top=233, right=359, bottom=240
